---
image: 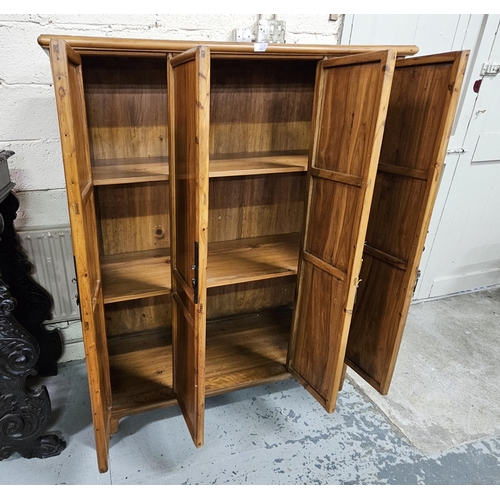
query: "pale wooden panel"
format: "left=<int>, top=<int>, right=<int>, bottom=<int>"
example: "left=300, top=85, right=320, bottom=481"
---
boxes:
left=107, top=308, right=292, bottom=425
left=82, top=56, right=169, bottom=162
left=207, top=233, right=300, bottom=287
left=205, top=308, right=292, bottom=393
left=96, top=182, right=170, bottom=256
left=49, top=39, right=112, bottom=473
left=348, top=51, right=470, bottom=395
left=38, top=35, right=419, bottom=57
left=92, top=157, right=169, bottom=185
left=208, top=173, right=306, bottom=243
left=101, top=249, right=171, bottom=304
left=210, top=59, right=316, bottom=157
left=108, top=329, right=175, bottom=422
left=99, top=234, right=299, bottom=304
left=104, top=295, right=172, bottom=337
left=288, top=50, right=396, bottom=414
left=209, top=154, right=307, bottom=177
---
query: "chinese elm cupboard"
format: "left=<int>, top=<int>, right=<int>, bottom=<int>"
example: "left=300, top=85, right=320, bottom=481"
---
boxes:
left=38, top=35, right=469, bottom=473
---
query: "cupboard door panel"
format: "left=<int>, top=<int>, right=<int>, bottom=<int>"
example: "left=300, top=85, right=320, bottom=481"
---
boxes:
left=288, top=50, right=396, bottom=413
left=347, top=51, right=469, bottom=394
left=49, top=39, right=111, bottom=473
left=168, top=46, right=210, bottom=447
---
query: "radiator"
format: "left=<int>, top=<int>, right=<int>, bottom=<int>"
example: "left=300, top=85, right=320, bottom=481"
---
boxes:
left=17, top=226, right=80, bottom=323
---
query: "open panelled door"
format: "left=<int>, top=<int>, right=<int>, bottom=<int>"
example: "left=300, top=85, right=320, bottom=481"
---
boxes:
left=346, top=51, right=470, bottom=394
left=167, top=46, right=210, bottom=447
left=49, top=39, right=112, bottom=473
left=287, top=50, right=396, bottom=413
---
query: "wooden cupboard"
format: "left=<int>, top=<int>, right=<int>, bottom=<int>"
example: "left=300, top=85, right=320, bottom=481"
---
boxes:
left=38, top=35, right=469, bottom=473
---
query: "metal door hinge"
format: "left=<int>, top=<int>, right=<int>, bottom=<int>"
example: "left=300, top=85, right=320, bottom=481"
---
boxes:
left=192, top=241, right=199, bottom=304
left=480, top=63, right=500, bottom=76
left=413, top=269, right=421, bottom=295
left=72, top=256, right=82, bottom=320
left=446, top=148, right=467, bottom=155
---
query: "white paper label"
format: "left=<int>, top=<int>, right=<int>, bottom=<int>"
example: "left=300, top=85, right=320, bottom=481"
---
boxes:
left=254, top=42, right=268, bottom=52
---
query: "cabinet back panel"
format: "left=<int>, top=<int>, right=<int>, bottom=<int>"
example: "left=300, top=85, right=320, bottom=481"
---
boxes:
left=210, top=59, right=316, bottom=158
left=82, top=56, right=169, bottom=162
left=104, top=295, right=172, bottom=337
left=96, top=182, right=170, bottom=256
left=207, top=276, right=296, bottom=320
left=208, top=173, right=306, bottom=243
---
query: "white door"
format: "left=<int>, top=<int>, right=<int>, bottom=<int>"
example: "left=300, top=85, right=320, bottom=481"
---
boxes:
left=416, top=15, right=500, bottom=297
left=342, top=14, right=500, bottom=298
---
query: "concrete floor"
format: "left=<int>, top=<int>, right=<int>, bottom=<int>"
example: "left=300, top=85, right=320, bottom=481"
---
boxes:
left=1, top=286, right=499, bottom=485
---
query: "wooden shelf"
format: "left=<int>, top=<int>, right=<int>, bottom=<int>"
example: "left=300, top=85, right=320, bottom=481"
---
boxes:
left=101, top=234, right=300, bottom=304
left=209, top=154, right=308, bottom=178
left=91, top=155, right=307, bottom=186
left=108, top=308, right=292, bottom=421
left=208, top=233, right=300, bottom=288
left=101, top=249, right=171, bottom=304
left=92, top=157, right=169, bottom=185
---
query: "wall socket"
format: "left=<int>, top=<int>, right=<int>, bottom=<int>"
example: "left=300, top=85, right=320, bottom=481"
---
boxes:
left=257, top=18, right=286, bottom=43
left=232, top=28, right=253, bottom=42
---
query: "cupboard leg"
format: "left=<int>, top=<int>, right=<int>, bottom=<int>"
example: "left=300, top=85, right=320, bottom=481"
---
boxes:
left=110, top=417, right=120, bottom=435
left=338, top=363, right=348, bottom=391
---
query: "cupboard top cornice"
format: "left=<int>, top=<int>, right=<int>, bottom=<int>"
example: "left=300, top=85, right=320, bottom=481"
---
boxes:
left=37, top=34, right=419, bottom=58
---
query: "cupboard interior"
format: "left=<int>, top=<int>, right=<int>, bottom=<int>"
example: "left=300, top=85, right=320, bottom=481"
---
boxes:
left=82, top=54, right=318, bottom=423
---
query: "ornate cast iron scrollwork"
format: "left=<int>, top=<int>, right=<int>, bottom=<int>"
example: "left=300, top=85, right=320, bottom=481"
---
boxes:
left=0, top=192, right=63, bottom=376
left=0, top=279, right=66, bottom=460
left=0, top=150, right=65, bottom=460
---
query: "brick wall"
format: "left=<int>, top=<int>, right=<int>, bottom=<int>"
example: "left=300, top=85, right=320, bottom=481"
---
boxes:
left=0, top=14, right=343, bottom=229
left=0, top=14, right=343, bottom=361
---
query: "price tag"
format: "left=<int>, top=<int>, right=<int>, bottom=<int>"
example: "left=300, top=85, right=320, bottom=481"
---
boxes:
left=254, top=42, right=268, bottom=52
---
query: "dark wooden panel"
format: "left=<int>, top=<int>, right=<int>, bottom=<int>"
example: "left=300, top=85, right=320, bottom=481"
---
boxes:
left=347, top=254, right=406, bottom=390
left=168, top=46, right=210, bottom=448
left=289, top=260, right=347, bottom=408
left=104, top=295, right=172, bottom=337
left=348, top=51, right=470, bottom=395
left=365, top=172, right=427, bottom=262
left=207, top=276, right=297, bottom=319
left=380, top=60, right=459, bottom=170
left=315, top=59, right=392, bottom=178
left=288, top=50, right=396, bottom=413
left=306, top=178, right=358, bottom=274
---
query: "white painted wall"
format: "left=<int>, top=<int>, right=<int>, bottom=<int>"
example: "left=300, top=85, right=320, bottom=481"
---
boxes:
left=1, top=14, right=342, bottom=231
left=342, top=14, right=500, bottom=299
left=0, top=14, right=343, bottom=361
